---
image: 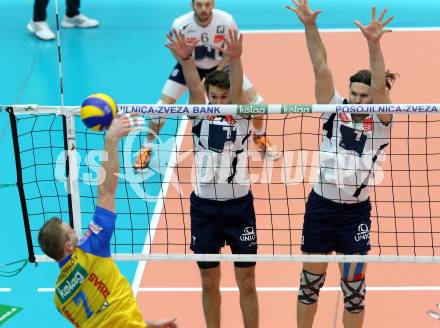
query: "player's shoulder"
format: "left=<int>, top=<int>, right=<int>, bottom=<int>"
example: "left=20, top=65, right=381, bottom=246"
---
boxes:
left=212, top=9, right=235, bottom=23
left=328, top=90, right=347, bottom=105
left=172, top=11, right=195, bottom=29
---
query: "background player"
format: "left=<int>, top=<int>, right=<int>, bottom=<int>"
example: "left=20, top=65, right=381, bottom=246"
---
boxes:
left=38, top=114, right=177, bottom=328
left=164, top=28, right=259, bottom=328
left=287, top=1, right=397, bottom=327
left=134, top=0, right=279, bottom=173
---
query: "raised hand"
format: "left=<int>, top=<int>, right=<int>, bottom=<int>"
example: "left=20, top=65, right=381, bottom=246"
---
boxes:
left=355, top=7, right=394, bottom=43
left=106, top=113, right=144, bottom=142
left=286, top=0, right=322, bottom=26
left=146, top=317, right=178, bottom=328
left=215, top=29, right=242, bottom=60
left=165, top=29, right=199, bottom=61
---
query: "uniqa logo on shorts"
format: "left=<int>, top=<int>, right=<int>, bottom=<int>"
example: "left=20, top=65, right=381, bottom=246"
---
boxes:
left=354, top=223, right=370, bottom=242
left=240, top=227, right=256, bottom=242
left=56, top=264, right=88, bottom=304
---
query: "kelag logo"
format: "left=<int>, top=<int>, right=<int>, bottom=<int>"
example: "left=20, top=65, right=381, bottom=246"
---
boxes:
left=281, top=104, right=312, bottom=113
left=237, top=105, right=268, bottom=115
left=56, top=264, right=88, bottom=304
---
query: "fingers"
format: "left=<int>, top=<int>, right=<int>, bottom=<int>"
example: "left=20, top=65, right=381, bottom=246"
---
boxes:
left=166, top=33, right=175, bottom=44
left=285, top=5, right=298, bottom=14
left=378, top=8, right=387, bottom=22
left=190, top=38, right=200, bottom=47
left=372, top=7, right=393, bottom=28
left=213, top=44, right=224, bottom=52
left=128, top=116, right=145, bottom=129
left=314, top=9, right=322, bottom=17
left=166, top=29, right=184, bottom=45
left=226, top=29, right=240, bottom=43
left=372, top=6, right=376, bottom=21
left=354, top=20, right=363, bottom=29
left=220, top=29, right=240, bottom=50
left=382, top=15, right=394, bottom=27
left=172, top=28, right=180, bottom=40
left=119, top=113, right=145, bottom=130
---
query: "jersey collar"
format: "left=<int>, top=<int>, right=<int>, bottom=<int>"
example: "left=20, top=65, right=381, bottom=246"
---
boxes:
left=58, top=254, right=72, bottom=268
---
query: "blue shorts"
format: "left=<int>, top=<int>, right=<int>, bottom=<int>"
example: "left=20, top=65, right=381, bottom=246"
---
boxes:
left=301, top=190, right=372, bottom=254
left=190, top=192, right=258, bottom=261
left=168, top=63, right=218, bottom=86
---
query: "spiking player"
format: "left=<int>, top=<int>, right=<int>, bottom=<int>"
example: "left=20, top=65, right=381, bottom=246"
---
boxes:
left=288, top=1, right=398, bottom=327
left=134, top=0, right=280, bottom=173
left=38, top=114, right=177, bottom=328
left=163, top=28, right=259, bottom=328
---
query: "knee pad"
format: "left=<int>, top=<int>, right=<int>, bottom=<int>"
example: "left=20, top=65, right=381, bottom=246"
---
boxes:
left=297, top=270, right=326, bottom=305
left=341, top=278, right=366, bottom=314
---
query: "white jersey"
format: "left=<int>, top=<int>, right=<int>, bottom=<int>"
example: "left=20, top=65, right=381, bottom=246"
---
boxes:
left=191, top=115, right=251, bottom=200
left=313, top=91, right=391, bottom=204
left=171, top=9, right=238, bottom=69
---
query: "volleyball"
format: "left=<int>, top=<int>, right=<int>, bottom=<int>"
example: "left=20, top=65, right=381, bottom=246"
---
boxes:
left=80, top=93, right=117, bottom=131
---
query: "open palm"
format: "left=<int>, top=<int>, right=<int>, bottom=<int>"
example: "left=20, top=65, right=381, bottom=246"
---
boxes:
left=165, top=29, right=198, bottom=61
left=215, top=29, right=242, bottom=59
left=355, top=7, right=394, bottom=43
left=286, top=0, right=321, bottom=26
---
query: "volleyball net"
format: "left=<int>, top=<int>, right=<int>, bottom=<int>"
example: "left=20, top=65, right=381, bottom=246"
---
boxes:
left=3, top=103, right=440, bottom=263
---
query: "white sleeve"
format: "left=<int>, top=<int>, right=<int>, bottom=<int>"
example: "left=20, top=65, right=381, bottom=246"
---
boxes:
left=170, top=18, right=181, bottom=33
left=321, top=90, right=345, bottom=120
left=170, top=19, right=177, bottom=31
left=328, top=90, right=345, bottom=104
left=373, top=114, right=391, bottom=139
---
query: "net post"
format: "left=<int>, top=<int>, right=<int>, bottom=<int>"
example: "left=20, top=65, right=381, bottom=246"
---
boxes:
left=7, top=107, right=36, bottom=263
left=62, top=111, right=82, bottom=237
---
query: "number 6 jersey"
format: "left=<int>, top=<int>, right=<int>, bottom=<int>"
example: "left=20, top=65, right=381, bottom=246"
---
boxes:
left=171, top=9, right=238, bottom=70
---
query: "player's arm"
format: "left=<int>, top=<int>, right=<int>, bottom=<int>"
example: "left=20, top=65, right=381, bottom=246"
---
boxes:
left=216, top=15, right=238, bottom=72
left=287, top=0, right=335, bottom=104
left=355, top=7, right=394, bottom=124
left=216, top=56, right=230, bottom=71
left=97, top=114, right=140, bottom=212
left=215, top=29, right=244, bottom=104
left=80, top=115, right=143, bottom=258
left=166, top=29, right=205, bottom=104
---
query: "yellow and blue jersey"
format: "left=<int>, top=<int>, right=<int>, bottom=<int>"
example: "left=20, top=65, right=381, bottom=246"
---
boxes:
left=54, top=206, right=145, bottom=327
